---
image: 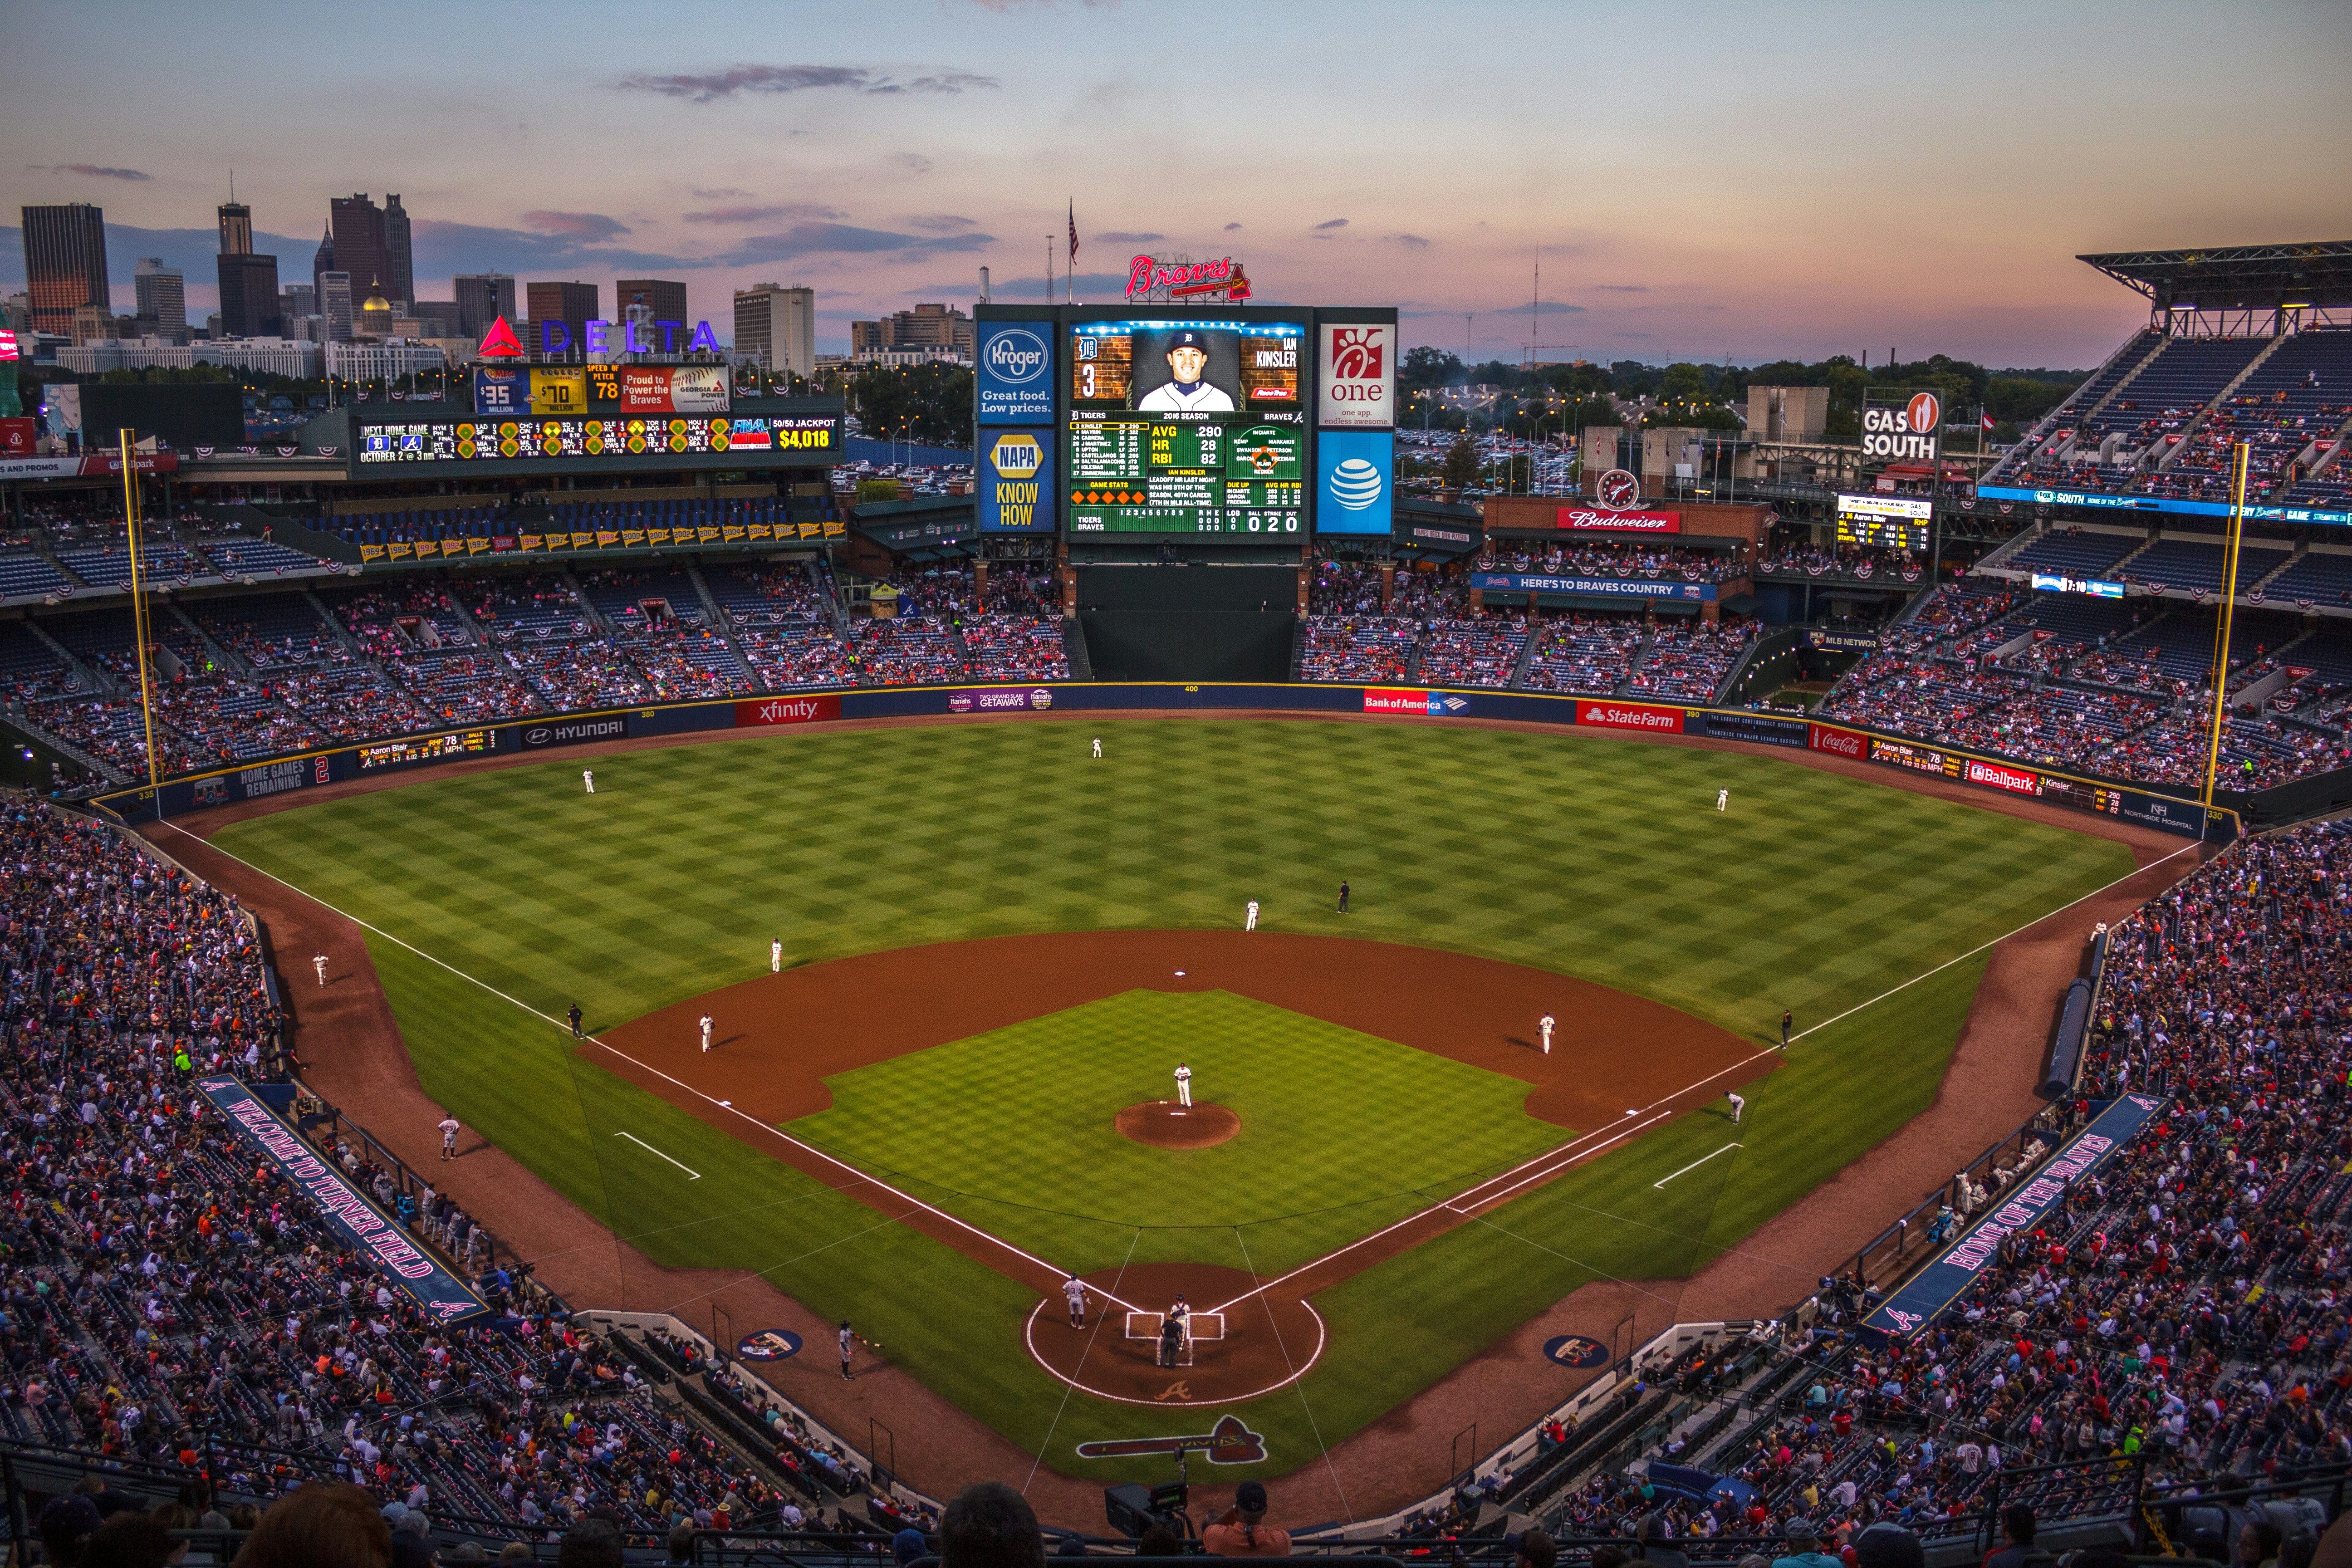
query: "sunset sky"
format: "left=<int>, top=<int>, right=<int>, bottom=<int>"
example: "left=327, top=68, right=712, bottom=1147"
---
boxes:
left=5, top=0, right=2345, bottom=368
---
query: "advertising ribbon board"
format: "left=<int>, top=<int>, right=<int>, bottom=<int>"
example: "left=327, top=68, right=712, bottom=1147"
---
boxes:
left=1864, top=1093, right=2168, bottom=1340
left=196, top=1076, right=491, bottom=1325
left=1470, top=572, right=1715, bottom=603
left=1578, top=701, right=1683, bottom=733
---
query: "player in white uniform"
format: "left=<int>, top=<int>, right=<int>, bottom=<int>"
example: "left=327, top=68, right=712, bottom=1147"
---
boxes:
left=1539, top=1014, right=1554, bottom=1054
left=1091, top=737, right=1102, bottom=759
left=1716, top=788, right=1729, bottom=812
left=313, top=953, right=329, bottom=986
left=1168, top=1294, right=1193, bottom=1360
left=1726, top=1090, right=1745, bottom=1125
left=1174, top=1062, right=1193, bottom=1107
left=1063, top=1276, right=1088, bottom=1328
left=1244, top=899, right=1259, bottom=931
left=699, top=1013, right=715, bottom=1053
left=583, top=769, right=595, bottom=794
left=1136, top=332, right=1236, bottom=413
left=770, top=939, right=783, bottom=973
left=438, top=1116, right=460, bottom=1161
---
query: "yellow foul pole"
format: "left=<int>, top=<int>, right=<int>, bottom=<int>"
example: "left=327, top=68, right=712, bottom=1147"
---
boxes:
left=2200, top=441, right=2249, bottom=814
left=119, top=430, right=162, bottom=802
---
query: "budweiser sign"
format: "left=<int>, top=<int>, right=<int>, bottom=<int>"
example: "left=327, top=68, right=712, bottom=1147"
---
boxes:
left=1558, top=507, right=1680, bottom=533
left=1125, top=254, right=1251, bottom=301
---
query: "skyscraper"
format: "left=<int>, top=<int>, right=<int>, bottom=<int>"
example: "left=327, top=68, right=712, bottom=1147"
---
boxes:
left=734, top=284, right=816, bottom=377
left=452, top=274, right=516, bottom=339
left=217, top=201, right=253, bottom=256
left=614, top=278, right=689, bottom=350
left=525, top=280, right=597, bottom=359
left=217, top=254, right=281, bottom=338
left=329, top=195, right=390, bottom=312
left=318, top=272, right=354, bottom=344
left=133, top=258, right=187, bottom=337
left=383, top=193, right=413, bottom=305
left=312, top=225, right=334, bottom=300
left=20, top=203, right=110, bottom=336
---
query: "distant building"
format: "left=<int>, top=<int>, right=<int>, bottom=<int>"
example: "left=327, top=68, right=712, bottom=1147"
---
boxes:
left=20, top=202, right=110, bottom=337
left=318, top=271, right=354, bottom=344
left=383, top=194, right=413, bottom=306
left=311, top=224, right=335, bottom=301
left=1746, top=385, right=1828, bottom=443
left=405, top=300, right=461, bottom=339
left=56, top=336, right=320, bottom=377
left=614, top=278, right=689, bottom=350
left=735, top=283, right=815, bottom=377
left=325, top=340, right=445, bottom=380
left=850, top=302, right=973, bottom=363
left=358, top=284, right=396, bottom=340
left=525, top=280, right=598, bottom=358
left=133, top=258, right=187, bottom=338
left=278, top=282, right=315, bottom=322
left=330, top=195, right=393, bottom=310
left=452, top=273, right=515, bottom=339
left=217, top=201, right=253, bottom=256
left=216, top=253, right=280, bottom=339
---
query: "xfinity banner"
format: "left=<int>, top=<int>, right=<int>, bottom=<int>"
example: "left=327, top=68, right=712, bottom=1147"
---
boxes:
left=519, top=715, right=629, bottom=749
left=1865, top=1093, right=2167, bottom=1340
left=1471, top=572, right=1716, bottom=603
left=198, top=1076, right=491, bottom=1325
left=977, top=322, right=1054, bottom=425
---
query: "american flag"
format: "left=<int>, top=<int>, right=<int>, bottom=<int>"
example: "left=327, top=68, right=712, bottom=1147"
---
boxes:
left=1067, top=202, right=1078, bottom=275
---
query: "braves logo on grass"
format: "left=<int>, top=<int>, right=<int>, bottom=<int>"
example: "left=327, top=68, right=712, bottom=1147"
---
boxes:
left=1075, top=1413, right=1266, bottom=1464
left=1542, top=1334, right=1610, bottom=1369
left=736, top=1330, right=803, bottom=1362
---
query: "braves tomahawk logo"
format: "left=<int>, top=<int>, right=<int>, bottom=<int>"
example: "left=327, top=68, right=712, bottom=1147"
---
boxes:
left=1074, top=1413, right=1267, bottom=1464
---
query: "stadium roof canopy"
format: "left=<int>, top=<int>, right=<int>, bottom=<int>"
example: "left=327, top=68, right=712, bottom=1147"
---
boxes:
left=2079, top=240, right=2352, bottom=310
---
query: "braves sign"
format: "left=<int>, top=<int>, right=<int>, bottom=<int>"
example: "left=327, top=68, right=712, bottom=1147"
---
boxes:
left=1319, top=323, right=1394, bottom=428
left=1124, top=255, right=1251, bottom=302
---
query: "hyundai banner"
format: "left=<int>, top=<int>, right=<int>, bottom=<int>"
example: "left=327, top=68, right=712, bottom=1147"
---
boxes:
left=1865, top=1093, right=2167, bottom=1340
left=519, top=715, right=628, bottom=749
left=1470, top=572, right=1716, bottom=603
left=1316, top=430, right=1393, bottom=535
left=977, top=322, right=1055, bottom=425
left=198, top=1076, right=491, bottom=1325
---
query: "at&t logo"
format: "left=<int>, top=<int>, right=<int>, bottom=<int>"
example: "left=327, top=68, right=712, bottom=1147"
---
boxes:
left=985, top=329, right=1048, bottom=383
left=1328, top=457, right=1383, bottom=511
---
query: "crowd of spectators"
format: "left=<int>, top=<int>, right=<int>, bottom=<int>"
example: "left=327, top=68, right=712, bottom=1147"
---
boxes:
left=1625, top=619, right=1758, bottom=703
left=1299, top=616, right=1418, bottom=684
left=1758, top=544, right=1926, bottom=583
left=1479, top=542, right=1746, bottom=585
left=1520, top=615, right=1645, bottom=695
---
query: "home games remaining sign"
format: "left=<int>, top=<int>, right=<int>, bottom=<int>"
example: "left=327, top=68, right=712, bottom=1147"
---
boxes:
left=1861, top=392, right=1941, bottom=465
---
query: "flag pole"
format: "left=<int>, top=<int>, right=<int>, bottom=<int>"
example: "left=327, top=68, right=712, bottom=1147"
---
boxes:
left=120, top=428, right=164, bottom=813
left=2200, top=441, right=2250, bottom=815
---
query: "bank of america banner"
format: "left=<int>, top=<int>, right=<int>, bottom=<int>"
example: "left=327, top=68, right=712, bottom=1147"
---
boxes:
left=197, top=1075, right=491, bottom=1324
left=1863, top=1093, right=2166, bottom=1340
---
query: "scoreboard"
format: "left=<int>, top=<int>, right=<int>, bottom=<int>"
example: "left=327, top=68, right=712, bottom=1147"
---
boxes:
left=1835, top=492, right=1933, bottom=552
left=1064, top=317, right=1307, bottom=534
left=353, top=412, right=841, bottom=475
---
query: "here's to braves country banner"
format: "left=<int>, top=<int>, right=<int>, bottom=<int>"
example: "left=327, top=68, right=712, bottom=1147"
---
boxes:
left=1863, top=1093, right=2167, bottom=1340
left=198, top=1075, right=491, bottom=1324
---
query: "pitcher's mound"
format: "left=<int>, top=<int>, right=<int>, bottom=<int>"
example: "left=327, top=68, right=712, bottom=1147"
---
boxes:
left=1115, top=1101, right=1240, bottom=1149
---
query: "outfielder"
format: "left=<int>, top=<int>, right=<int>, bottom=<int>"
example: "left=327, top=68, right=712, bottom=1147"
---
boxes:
left=1244, top=899, right=1259, bottom=931
left=699, top=1013, right=715, bottom=1053
left=438, top=1115, right=460, bottom=1161
left=1063, top=1276, right=1088, bottom=1328
left=1716, top=788, right=1729, bottom=812
left=583, top=769, right=595, bottom=794
left=1726, top=1091, right=1745, bottom=1125
left=838, top=1321, right=856, bottom=1381
left=1337, top=880, right=1350, bottom=915
left=1091, top=737, right=1102, bottom=759
left=1539, top=1014, right=1554, bottom=1055
left=313, top=953, right=328, bottom=986
left=1174, top=1062, right=1193, bottom=1107
left=770, top=939, right=783, bottom=973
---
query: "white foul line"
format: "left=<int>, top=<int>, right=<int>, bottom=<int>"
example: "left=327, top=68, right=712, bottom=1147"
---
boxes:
left=157, top=823, right=1148, bottom=1318
left=1652, top=1142, right=1742, bottom=1189
left=614, top=1130, right=701, bottom=1179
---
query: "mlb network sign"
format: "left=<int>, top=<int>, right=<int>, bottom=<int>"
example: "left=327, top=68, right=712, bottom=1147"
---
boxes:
left=1862, top=392, right=1942, bottom=465
left=977, top=322, right=1054, bottom=425
left=980, top=428, right=1053, bottom=533
left=1319, top=323, right=1395, bottom=429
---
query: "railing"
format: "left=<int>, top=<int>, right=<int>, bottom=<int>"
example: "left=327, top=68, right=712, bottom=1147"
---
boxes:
left=1837, top=1099, right=2077, bottom=1294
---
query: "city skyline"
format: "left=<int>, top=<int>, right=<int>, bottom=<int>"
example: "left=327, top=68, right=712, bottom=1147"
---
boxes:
left=5, top=0, right=2346, bottom=366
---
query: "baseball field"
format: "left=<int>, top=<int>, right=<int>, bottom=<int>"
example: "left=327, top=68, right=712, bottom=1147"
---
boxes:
left=208, top=716, right=2134, bottom=1490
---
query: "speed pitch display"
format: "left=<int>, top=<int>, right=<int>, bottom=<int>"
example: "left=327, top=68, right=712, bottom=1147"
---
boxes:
left=1065, top=317, right=1306, bottom=534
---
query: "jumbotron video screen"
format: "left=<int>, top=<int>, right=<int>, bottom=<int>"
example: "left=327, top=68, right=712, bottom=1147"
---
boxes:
left=1065, top=317, right=1307, bottom=535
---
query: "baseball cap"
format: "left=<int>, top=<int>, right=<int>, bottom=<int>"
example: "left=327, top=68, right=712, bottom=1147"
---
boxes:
left=894, top=1528, right=929, bottom=1565
left=1235, top=1481, right=1269, bottom=1513
left=1168, top=331, right=1210, bottom=352
left=1786, top=1519, right=1818, bottom=1540
left=39, top=1495, right=101, bottom=1541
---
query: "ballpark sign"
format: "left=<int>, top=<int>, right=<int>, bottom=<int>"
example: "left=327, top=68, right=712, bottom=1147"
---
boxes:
left=1124, top=255, right=1252, bottom=302
left=1862, top=392, right=1942, bottom=465
left=1319, top=323, right=1394, bottom=429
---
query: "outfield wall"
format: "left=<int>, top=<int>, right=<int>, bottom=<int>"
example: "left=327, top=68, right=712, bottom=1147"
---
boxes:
left=90, top=681, right=2248, bottom=842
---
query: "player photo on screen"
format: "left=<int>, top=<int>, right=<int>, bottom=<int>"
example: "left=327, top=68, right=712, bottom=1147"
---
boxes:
left=1125, top=327, right=1243, bottom=413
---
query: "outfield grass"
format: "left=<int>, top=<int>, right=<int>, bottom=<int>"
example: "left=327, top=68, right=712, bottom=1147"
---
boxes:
left=215, top=719, right=2135, bottom=1482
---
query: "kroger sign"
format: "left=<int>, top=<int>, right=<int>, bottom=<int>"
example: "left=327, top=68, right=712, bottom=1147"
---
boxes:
left=978, top=322, right=1054, bottom=425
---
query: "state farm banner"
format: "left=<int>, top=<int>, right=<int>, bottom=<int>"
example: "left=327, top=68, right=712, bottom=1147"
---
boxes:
left=1319, top=322, right=1395, bottom=429
left=196, top=1076, right=490, bottom=1325
left=1557, top=507, right=1680, bottom=534
left=735, top=694, right=843, bottom=726
left=1577, top=700, right=1683, bottom=733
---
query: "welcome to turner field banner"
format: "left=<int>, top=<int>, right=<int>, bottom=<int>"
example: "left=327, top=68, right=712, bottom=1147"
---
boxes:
left=197, top=1076, right=491, bottom=1324
left=1863, top=1092, right=2167, bottom=1341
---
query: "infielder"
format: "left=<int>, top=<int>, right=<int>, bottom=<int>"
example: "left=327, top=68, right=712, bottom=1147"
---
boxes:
left=770, top=939, right=783, bottom=974
left=1716, top=788, right=1729, bottom=812
left=1726, top=1091, right=1745, bottom=1125
left=1337, top=880, right=1350, bottom=915
left=567, top=1003, right=583, bottom=1039
left=583, top=769, right=595, bottom=794
left=1091, top=737, right=1102, bottom=759
left=1244, top=899, right=1259, bottom=931
left=1063, top=1276, right=1088, bottom=1328
left=1539, top=1014, right=1555, bottom=1055
left=699, top=1013, right=715, bottom=1054
left=1174, top=1062, right=1193, bottom=1108
left=313, top=953, right=328, bottom=986
left=838, top=1321, right=856, bottom=1381
left=438, top=1115, right=460, bottom=1161
left=1781, top=1009, right=1793, bottom=1048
